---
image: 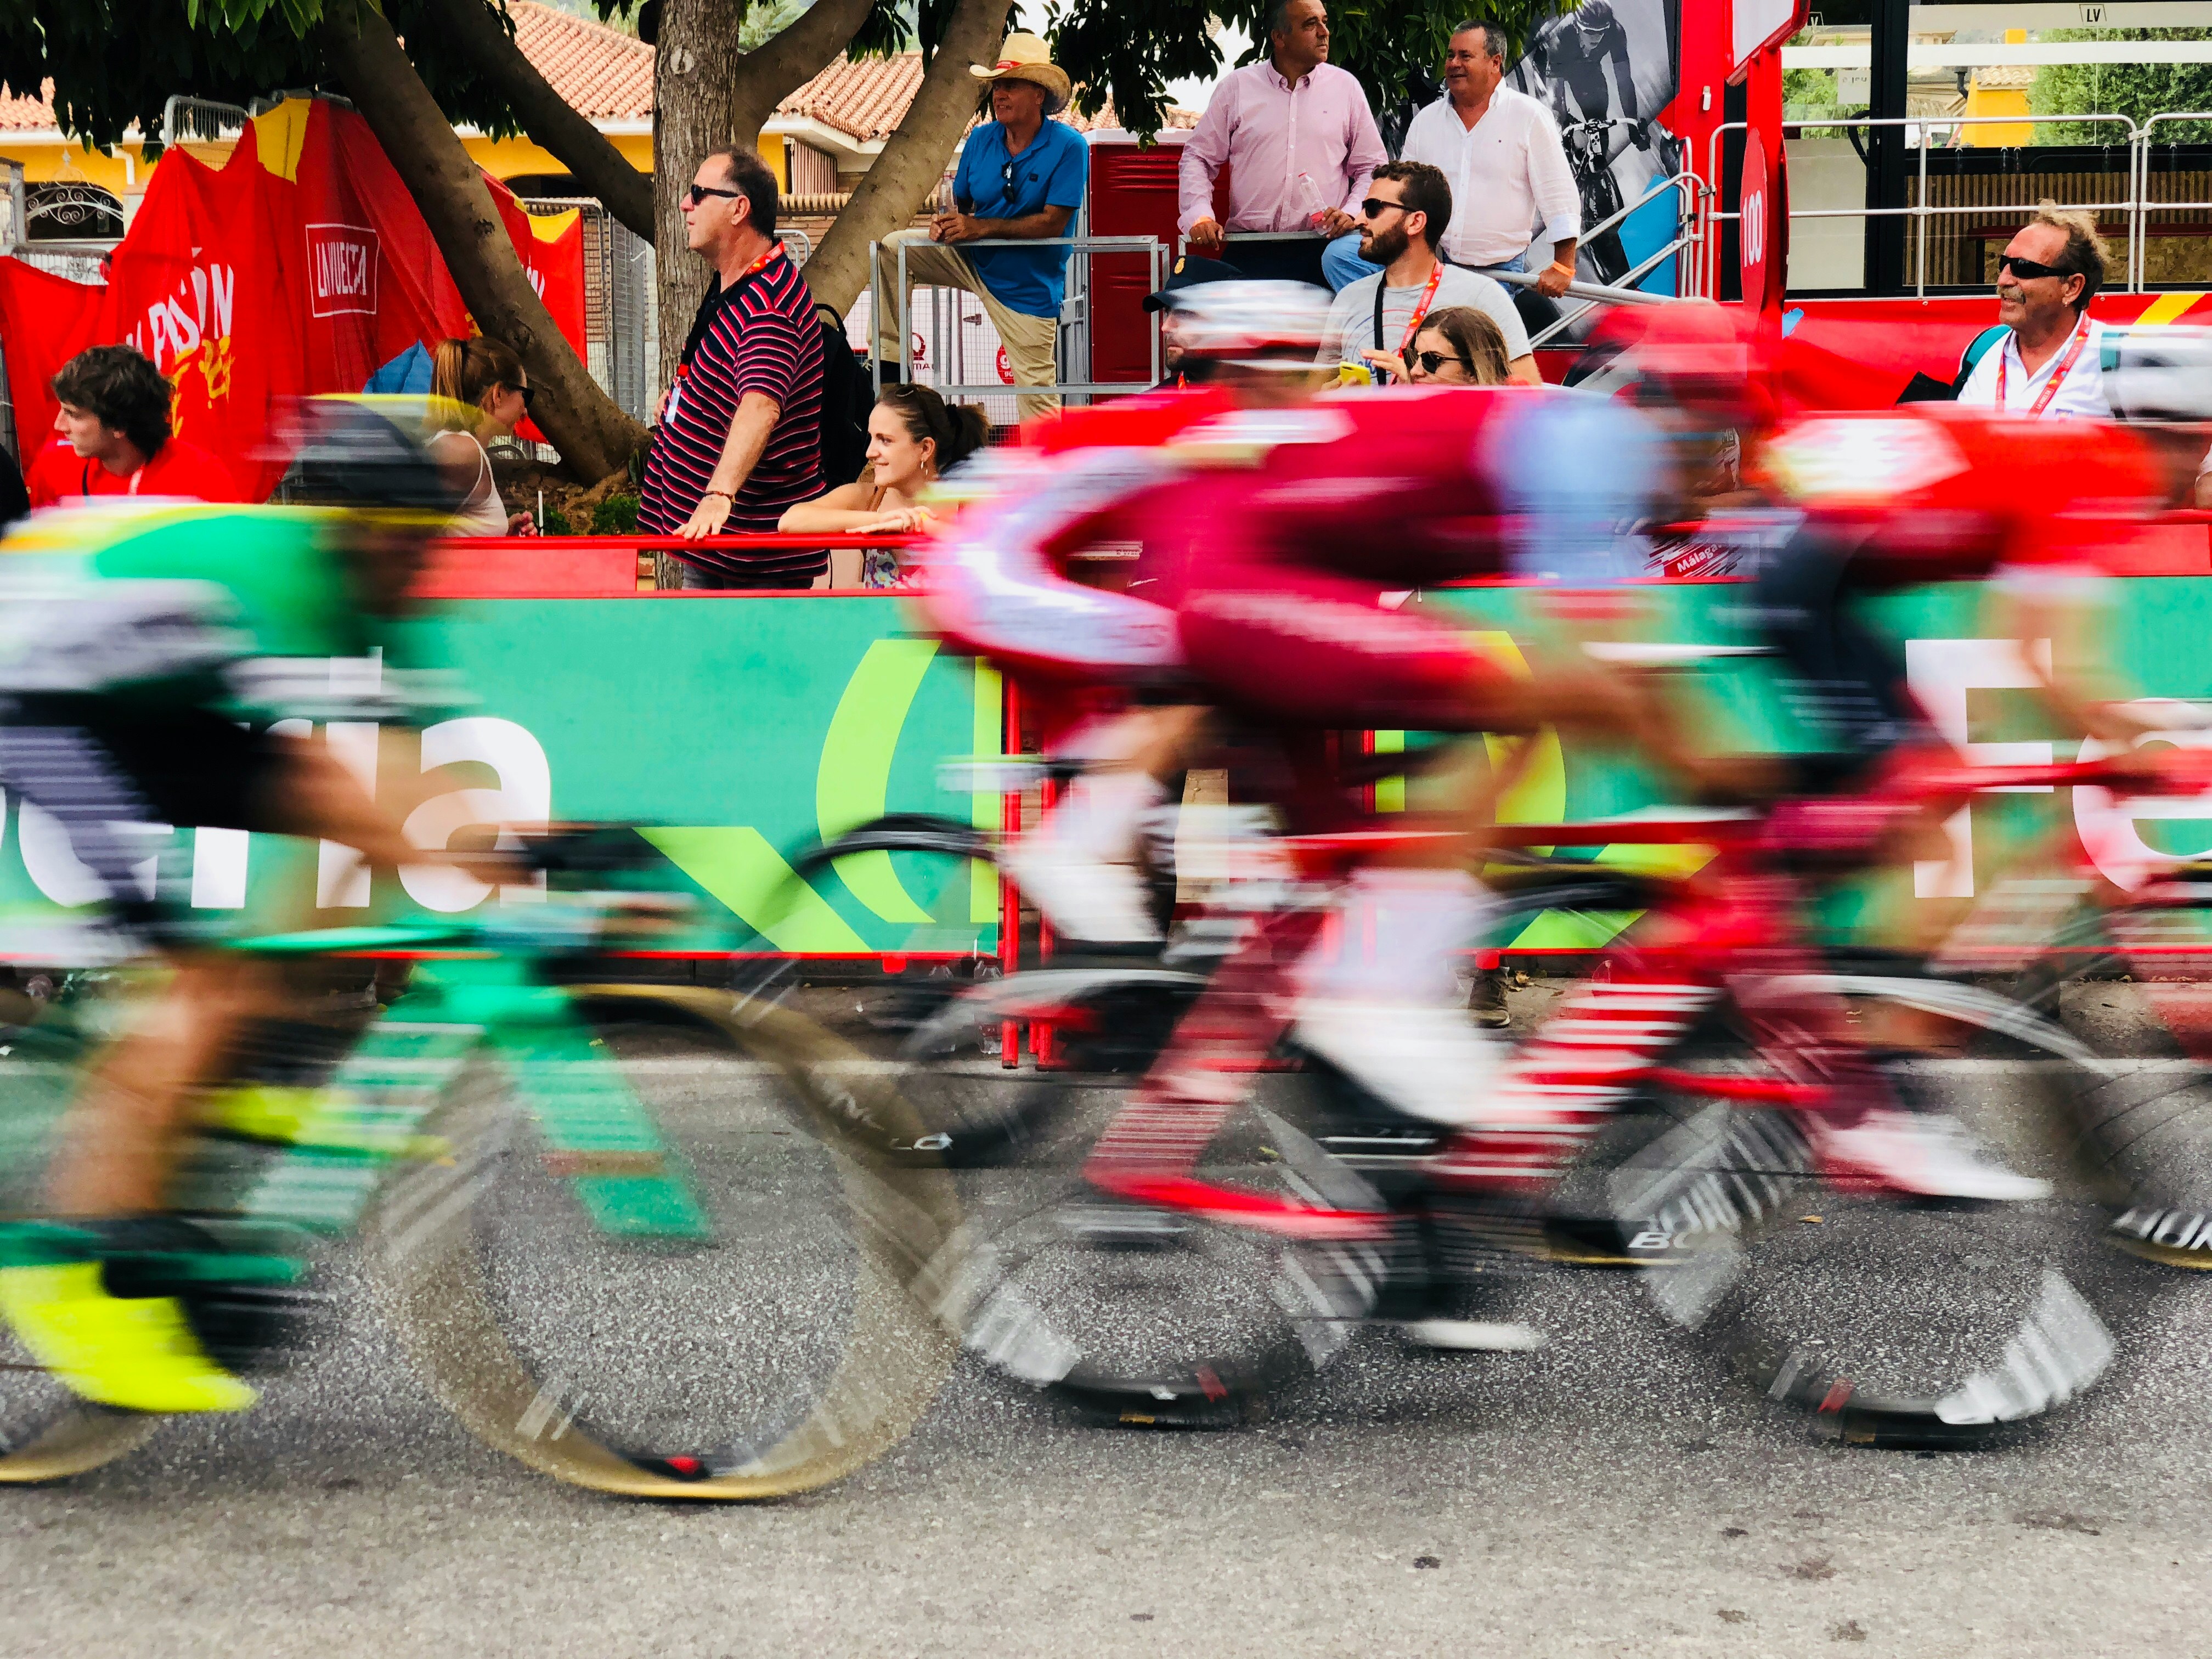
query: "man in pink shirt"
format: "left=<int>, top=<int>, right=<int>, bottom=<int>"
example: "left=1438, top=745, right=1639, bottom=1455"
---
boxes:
left=1178, top=0, right=1387, bottom=292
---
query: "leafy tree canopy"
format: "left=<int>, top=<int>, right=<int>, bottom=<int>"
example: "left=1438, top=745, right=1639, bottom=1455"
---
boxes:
left=2033, top=26, right=2212, bottom=145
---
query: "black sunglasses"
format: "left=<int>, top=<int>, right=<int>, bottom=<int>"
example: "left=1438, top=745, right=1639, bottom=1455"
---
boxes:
left=1359, top=196, right=1409, bottom=219
left=1997, top=253, right=2066, bottom=281
left=1412, top=349, right=1471, bottom=376
left=687, top=183, right=742, bottom=206
left=515, top=382, right=536, bottom=410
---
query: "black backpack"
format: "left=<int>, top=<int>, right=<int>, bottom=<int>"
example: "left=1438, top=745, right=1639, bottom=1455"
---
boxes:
left=814, top=303, right=874, bottom=488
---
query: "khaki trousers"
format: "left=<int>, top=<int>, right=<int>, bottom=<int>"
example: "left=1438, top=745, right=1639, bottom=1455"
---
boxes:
left=875, top=228, right=1062, bottom=422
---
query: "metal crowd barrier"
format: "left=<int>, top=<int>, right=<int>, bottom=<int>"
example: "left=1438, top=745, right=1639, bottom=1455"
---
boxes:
left=867, top=234, right=1168, bottom=400
left=1699, top=111, right=2205, bottom=299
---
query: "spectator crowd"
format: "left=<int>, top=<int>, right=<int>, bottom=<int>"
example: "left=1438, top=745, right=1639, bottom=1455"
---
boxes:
left=5, top=14, right=2180, bottom=575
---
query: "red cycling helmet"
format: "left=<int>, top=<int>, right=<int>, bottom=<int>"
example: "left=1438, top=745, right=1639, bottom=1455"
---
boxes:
left=1572, top=300, right=1776, bottom=428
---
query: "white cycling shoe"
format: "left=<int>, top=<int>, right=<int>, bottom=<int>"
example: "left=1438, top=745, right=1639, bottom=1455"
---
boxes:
left=1002, top=839, right=1161, bottom=947
left=1390, top=1318, right=1548, bottom=1353
left=1293, top=997, right=1500, bottom=1129
left=1811, top=1107, right=2053, bottom=1203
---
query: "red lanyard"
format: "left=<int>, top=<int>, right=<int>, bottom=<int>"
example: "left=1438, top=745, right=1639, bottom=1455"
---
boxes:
left=1996, top=316, right=2089, bottom=416
left=1398, top=261, right=1444, bottom=353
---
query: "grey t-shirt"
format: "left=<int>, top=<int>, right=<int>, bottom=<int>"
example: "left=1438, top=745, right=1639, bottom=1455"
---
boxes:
left=1322, top=262, right=1531, bottom=373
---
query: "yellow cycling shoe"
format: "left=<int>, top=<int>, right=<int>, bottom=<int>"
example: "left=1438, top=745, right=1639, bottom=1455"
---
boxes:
left=0, top=1262, right=257, bottom=1414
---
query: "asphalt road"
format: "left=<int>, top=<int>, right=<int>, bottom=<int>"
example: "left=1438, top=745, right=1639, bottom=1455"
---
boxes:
left=7, top=982, right=2212, bottom=1658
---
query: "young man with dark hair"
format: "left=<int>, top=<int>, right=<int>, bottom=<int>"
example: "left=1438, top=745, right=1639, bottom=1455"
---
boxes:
left=28, top=343, right=241, bottom=507
left=1320, top=159, right=1538, bottom=386
left=639, top=145, right=827, bottom=585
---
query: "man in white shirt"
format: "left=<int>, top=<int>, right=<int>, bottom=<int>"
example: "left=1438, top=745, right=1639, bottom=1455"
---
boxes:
left=1956, top=202, right=2112, bottom=419
left=1320, top=160, right=1539, bottom=384
left=1397, top=21, right=1582, bottom=303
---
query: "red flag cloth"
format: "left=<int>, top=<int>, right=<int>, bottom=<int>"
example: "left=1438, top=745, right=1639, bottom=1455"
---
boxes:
left=0, top=96, right=590, bottom=500
left=0, top=255, right=107, bottom=456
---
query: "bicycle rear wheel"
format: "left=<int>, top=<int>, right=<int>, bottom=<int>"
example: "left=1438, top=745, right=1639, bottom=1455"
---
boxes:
left=1616, top=1030, right=2119, bottom=1449
left=366, top=985, right=961, bottom=1499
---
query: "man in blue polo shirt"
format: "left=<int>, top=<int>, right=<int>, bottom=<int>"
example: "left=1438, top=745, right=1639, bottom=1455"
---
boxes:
left=874, top=32, right=1087, bottom=422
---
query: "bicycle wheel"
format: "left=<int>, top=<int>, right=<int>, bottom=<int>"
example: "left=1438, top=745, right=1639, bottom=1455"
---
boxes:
left=1974, top=885, right=2212, bottom=1267
left=907, top=978, right=1387, bottom=1425
left=0, top=1019, right=165, bottom=1482
left=1615, top=1017, right=2120, bottom=1449
left=366, top=985, right=961, bottom=1499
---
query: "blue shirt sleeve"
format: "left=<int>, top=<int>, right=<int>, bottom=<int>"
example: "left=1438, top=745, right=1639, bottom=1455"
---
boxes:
left=1043, top=125, right=1087, bottom=209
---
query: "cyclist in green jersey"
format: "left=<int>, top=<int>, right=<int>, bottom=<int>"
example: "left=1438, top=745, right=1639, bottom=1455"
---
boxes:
left=0, top=398, right=504, bottom=1413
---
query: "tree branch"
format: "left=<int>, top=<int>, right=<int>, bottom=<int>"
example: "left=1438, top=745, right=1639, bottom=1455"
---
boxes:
left=321, top=0, right=645, bottom=482
left=802, top=0, right=1012, bottom=317
left=434, top=0, right=655, bottom=242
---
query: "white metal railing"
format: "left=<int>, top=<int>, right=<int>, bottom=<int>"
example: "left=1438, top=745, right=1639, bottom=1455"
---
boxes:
left=2136, top=111, right=2212, bottom=290
left=1703, top=110, right=2212, bottom=298
left=868, top=234, right=1167, bottom=400
left=1519, top=169, right=1709, bottom=347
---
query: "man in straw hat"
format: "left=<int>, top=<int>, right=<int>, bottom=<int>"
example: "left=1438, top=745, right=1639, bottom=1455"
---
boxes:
left=872, top=31, right=1087, bottom=423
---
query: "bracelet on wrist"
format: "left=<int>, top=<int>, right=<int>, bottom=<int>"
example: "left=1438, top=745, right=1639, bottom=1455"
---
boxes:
left=702, top=489, right=735, bottom=501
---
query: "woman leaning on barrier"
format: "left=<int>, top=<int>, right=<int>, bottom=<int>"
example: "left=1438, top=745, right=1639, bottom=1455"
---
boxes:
left=778, top=383, right=988, bottom=587
left=429, top=336, right=538, bottom=537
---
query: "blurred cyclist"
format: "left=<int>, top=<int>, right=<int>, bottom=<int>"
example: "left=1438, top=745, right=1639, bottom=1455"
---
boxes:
left=921, top=280, right=1343, bottom=950
left=0, top=397, right=503, bottom=1413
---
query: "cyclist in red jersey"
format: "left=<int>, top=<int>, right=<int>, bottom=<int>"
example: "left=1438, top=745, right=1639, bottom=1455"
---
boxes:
left=1742, top=402, right=2199, bottom=1198
left=919, top=283, right=1339, bottom=949
left=926, top=285, right=1671, bottom=1141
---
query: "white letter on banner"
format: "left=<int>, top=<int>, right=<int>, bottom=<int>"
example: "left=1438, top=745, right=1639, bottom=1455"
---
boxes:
left=1903, top=638, right=2053, bottom=900
left=18, top=804, right=170, bottom=906
left=317, top=722, right=381, bottom=909
left=191, top=828, right=249, bottom=909
left=398, top=719, right=551, bottom=913
left=2077, top=715, right=2212, bottom=892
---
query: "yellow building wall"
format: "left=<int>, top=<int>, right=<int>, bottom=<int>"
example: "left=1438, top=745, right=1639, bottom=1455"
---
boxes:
left=1962, top=84, right=2032, bottom=148
left=1, top=142, right=143, bottom=191
left=0, top=129, right=656, bottom=200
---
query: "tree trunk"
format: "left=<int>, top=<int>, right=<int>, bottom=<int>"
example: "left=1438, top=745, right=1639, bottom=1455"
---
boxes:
left=652, top=0, right=877, bottom=396
left=801, top=0, right=1013, bottom=319
left=321, top=0, right=645, bottom=483
left=435, top=0, right=655, bottom=243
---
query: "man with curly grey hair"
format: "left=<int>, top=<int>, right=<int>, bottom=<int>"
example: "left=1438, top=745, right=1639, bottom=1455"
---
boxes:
left=1957, top=200, right=2114, bottom=419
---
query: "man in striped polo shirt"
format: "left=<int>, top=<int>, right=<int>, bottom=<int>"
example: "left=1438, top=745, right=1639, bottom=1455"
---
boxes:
left=642, top=148, right=827, bottom=588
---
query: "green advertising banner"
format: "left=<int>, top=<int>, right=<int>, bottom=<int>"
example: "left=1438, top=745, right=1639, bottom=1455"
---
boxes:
left=0, top=596, right=998, bottom=962
left=4, top=580, right=2212, bottom=964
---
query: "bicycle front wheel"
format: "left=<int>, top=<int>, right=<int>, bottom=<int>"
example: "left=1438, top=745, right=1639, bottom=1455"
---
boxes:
left=366, top=985, right=961, bottom=1499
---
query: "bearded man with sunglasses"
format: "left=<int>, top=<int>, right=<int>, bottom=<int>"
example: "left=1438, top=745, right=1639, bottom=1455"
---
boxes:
left=1956, top=203, right=2113, bottom=419
left=1318, top=161, right=1539, bottom=387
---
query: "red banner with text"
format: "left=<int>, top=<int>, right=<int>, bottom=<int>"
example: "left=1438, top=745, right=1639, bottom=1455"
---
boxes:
left=0, top=97, right=586, bottom=500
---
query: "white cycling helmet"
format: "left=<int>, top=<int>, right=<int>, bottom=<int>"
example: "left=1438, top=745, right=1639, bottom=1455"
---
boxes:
left=2105, top=326, right=2212, bottom=422
left=1167, top=279, right=1333, bottom=369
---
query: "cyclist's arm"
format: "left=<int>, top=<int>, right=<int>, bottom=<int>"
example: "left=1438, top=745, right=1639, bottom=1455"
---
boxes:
left=1607, top=27, right=1640, bottom=122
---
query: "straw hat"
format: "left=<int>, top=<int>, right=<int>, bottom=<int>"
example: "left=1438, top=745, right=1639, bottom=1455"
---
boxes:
left=971, top=32, right=1072, bottom=112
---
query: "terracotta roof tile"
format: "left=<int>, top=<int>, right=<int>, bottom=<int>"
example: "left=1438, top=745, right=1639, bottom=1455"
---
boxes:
left=775, top=52, right=1197, bottom=145
left=776, top=53, right=928, bottom=144
left=508, top=1, right=652, bottom=121
left=0, top=80, right=57, bottom=132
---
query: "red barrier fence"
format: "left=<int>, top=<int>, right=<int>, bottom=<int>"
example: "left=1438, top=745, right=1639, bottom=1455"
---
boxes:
left=418, top=512, right=2212, bottom=603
